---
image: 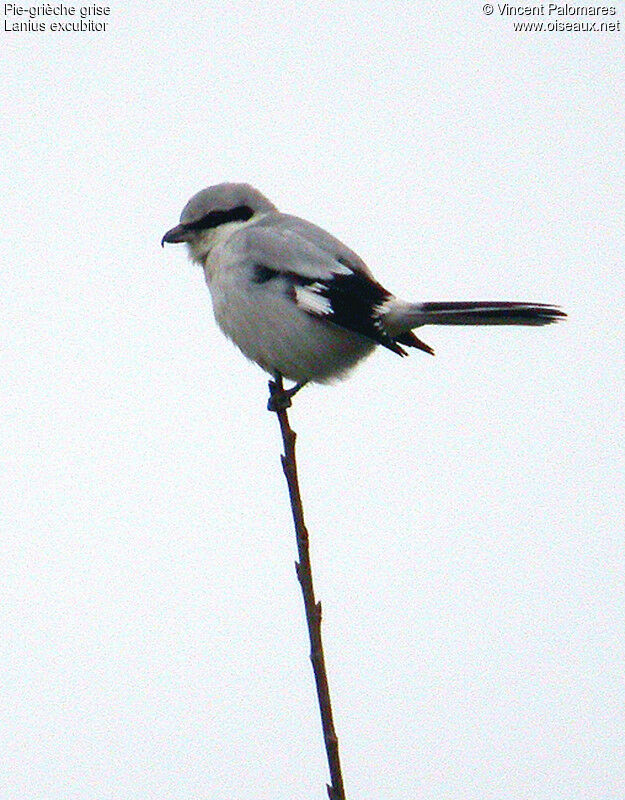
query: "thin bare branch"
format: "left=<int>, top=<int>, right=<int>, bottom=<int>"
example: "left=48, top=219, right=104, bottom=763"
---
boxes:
left=268, top=374, right=346, bottom=800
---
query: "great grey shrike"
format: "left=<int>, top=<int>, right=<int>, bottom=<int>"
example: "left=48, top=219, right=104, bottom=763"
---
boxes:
left=162, top=183, right=564, bottom=405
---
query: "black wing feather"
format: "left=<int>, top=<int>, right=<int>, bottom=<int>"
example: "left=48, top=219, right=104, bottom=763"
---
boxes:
left=252, top=262, right=407, bottom=355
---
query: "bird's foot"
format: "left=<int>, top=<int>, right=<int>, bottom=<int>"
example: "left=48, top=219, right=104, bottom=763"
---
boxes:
left=267, top=380, right=306, bottom=412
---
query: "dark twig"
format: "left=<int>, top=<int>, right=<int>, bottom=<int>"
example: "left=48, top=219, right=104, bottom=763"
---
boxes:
left=268, top=374, right=346, bottom=800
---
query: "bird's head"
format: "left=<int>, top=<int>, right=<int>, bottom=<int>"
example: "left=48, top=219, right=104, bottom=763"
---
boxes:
left=161, top=182, right=276, bottom=264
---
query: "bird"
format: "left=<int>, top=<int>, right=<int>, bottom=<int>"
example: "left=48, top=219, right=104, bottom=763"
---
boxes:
left=162, top=183, right=565, bottom=409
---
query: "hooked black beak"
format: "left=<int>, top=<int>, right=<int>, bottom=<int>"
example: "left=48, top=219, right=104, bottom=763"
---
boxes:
left=161, top=224, right=190, bottom=247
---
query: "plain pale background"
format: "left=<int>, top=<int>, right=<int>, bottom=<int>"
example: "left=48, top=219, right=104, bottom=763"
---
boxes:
left=2, top=2, right=624, bottom=798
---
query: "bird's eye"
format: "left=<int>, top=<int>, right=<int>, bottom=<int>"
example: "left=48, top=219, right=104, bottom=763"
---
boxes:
left=185, top=205, right=255, bottom=231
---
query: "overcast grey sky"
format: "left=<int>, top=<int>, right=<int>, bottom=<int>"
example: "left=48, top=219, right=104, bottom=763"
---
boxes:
left=2, top=2, right=624, bottom=799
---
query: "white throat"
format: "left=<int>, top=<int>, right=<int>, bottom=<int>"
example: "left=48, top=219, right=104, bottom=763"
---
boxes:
left=186, top=216, right=263, bottom=266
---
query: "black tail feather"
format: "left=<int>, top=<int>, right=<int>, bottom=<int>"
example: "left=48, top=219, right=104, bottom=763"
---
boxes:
left=395, top=330, right=436, bottom=355
left=418, top=301, right=566, bottom=326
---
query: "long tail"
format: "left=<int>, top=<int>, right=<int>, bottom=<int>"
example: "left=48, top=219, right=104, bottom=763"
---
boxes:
left=405, top=301, right=565, bottom=326
left=384, top=300, right=566, bottom=356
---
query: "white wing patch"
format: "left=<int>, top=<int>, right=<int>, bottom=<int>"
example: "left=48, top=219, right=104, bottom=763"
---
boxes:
left=294, top=283, right=333, bottom=317
left=373, top=298, right=394, bottom=315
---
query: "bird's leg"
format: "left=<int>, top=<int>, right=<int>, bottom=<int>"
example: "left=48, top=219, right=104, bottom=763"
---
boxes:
left=267, top=374, right=307, bottom=412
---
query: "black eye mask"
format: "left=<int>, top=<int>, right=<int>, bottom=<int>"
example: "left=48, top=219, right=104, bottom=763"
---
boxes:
left=184, top=205, right=255, bottom=231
